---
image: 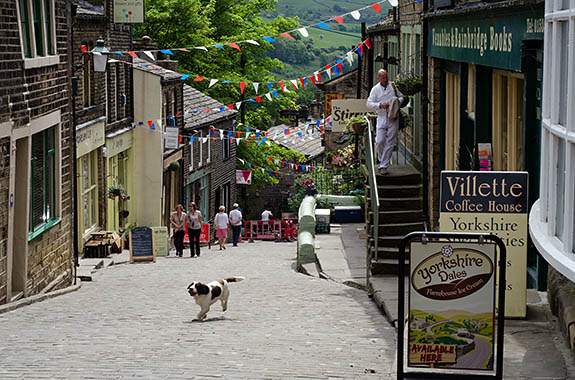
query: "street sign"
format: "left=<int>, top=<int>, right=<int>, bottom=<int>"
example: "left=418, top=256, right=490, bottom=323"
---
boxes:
left=113, top=0, right=144, bottom=23
left=439, top=171, right=528, bottom=318
left=398, top=232, right=507, bottom=380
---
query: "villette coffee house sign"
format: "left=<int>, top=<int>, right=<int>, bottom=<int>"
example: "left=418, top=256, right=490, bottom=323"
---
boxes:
left=440, top=171, right=528, bottom=318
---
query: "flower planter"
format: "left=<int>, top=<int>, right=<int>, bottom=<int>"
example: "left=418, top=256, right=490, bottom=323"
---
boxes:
left=305, top=189, right=317, bottom=196
left=351, top=122, right=366, bottom=135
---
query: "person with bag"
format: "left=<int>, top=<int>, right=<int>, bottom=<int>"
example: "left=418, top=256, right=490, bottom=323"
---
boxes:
left=185, top=202, right=203, bottom=257
left=366, top=69, right=405, bottom=175
left=170, top=204, right=186, bottom=257
left=214, top=205, right=229, bottom=250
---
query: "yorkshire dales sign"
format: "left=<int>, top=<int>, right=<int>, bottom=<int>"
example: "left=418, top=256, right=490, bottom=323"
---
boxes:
left=428, top=11, right=543, bottom=71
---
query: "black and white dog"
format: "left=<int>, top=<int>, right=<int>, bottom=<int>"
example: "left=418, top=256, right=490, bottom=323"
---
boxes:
left=187, top=277, right=245, bottom=320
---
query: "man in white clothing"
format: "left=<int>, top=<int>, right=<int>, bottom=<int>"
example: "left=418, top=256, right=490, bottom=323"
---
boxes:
left=229, top=203, right=243, bottom=247
left=366, top=69, right=404, bottom=174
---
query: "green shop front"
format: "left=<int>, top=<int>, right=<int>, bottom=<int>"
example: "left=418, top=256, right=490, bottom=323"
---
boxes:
left=427, top=5, right=545, bottom=289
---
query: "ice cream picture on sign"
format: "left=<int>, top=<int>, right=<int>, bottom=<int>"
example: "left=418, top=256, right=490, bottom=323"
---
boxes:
left=411, top=246, right=494, bottom=301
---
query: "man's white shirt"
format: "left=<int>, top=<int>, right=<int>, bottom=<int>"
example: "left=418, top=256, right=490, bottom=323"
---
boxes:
left=366, top=83, right=404, bottom=128
left=229, top=209, right=242, bottom=226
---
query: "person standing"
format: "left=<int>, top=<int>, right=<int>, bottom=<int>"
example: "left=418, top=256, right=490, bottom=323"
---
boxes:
left=214, top=205, right=229, bottom=250
left=229, top=203, right=243, bottom=247
left=366, top=69, right=404, bottom=175
left=185, top=202, right=202, bottom=257
left=261, top=208, right=273, bottom=221
left=170, top=204, right=186, bottom=257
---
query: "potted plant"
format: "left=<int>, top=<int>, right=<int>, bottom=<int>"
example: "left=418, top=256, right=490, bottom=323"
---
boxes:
left=345, top=116, right=367, bottom=136
left=395, top=71, right=422, bottom=96
left=168, top=161, right=180, bottom=171
left=107, top=184, right=125, bottom=199
left=301, top=177, right=317, bottom=196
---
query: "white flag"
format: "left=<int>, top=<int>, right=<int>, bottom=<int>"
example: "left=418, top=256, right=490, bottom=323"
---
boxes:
left=346, top=52, right=354, bottom=66
left=209, top=79, right=219, bottom=88
left=266, top=141, right=271, bottom=146
left=245, top=40, right=260, bottom=45
left=194, top=46, right=208, bottom=51
left=297, top=28, right=309, bottom=38
left=351, top=10, right=361, bottom=20
left=236, top=138, right=242, bottom=144
left=143, top=51, right=155, bottom=61
left=219, top=130, right=224, bottom=140
left=253, top=83, right=259, bottom=93
left=265, top=93, right=272, bottom=101
left=202, top=137, right=208, bottom=143
left=325, top=69, right=332, bottom=80
left=290, top=79, right=298, bottom=89
left=236, top=102, right=242, bottom=109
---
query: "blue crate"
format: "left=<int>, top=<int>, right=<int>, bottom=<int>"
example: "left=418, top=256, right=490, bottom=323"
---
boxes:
left=333, top=206, right=362, bottom=223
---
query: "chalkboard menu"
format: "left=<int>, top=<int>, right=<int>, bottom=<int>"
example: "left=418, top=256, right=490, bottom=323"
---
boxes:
left=129, top=227, right=156, bottom=263
left=152, top=226, right=168, bottom=257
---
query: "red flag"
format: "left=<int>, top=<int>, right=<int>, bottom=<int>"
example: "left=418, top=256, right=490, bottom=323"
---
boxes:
left=333, top=16, right=344, bottom=24
left=175, top=112, right=181, bottom=117
left=237, top=132, right=241, bottom=138
left=127, top=51, right=138, bottom=58
left=240, top=82, right=246, bottom=94
left=278, top=81, right=285, bottom=91
left=371, top=3, right=381, bottom=13
left=255, top=96, right=262, bottom=102
left=81, top=45, right=87, bottom=53
left=147, top=121, right=153, bottom=128
left=280, top=32, right=295, bottom=40
left=285, top=129, right=290, bottom=135
left=337, top=62, right=343, bottom=73
left=227, top=43, right=241, bottom=52
left=309, top=75, right=316, bottom=86
left=265, top=131, right=269, bottom=137
left=178, top=48, right=191, bottom=52
left=246, top=140, right=250, bottom=146
left=319, top=126, right=324, bottom=132
left=193, top=76, right=204, bottom=81
left=269, top=157, right=273, bottom=161
left=364, top=39, right=372, bottom=49
left=299, top=78, right=306, bottom=88
left=228, top=104, right=234, bottom=110
left=359, top=43, right=364, bottom=55
left=212, top=137, right=217, bottom=142
left=324, top=64, right=331, bottom=71
left=178, top=135, right=183, bottom=143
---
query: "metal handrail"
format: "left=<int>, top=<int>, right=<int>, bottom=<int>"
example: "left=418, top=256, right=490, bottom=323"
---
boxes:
left=364, top=116, right=380, bottom=283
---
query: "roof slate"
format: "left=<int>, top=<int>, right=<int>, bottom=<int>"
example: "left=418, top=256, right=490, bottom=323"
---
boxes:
left=183, top=84, right=237, bottom=129
left=268, top=124, right=324, bottom=159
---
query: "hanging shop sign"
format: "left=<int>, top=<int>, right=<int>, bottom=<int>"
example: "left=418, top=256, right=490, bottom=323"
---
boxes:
left=106, top=129, right=133, bottom=158
left=324, top=93, right=344, bottom=119
left=427, top=11, right=544, bottom=71
left=76, top=119, right=105, bottom=157
left=409, top=241, right=496, bottom=370
left=113, top=0, right=144, bottom=23
left=439, top=171, right=528, bottom=318
left=236, top=170, right=252, bottom=185
left=164, top=127, right=179, bottom=150
left=331, top=99, right=372, bottom=132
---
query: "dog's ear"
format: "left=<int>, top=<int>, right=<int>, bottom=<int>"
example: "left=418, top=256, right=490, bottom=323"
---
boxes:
left=187, top=282, right=195, bottom=290
left=196, top=282, right=210, bottom=295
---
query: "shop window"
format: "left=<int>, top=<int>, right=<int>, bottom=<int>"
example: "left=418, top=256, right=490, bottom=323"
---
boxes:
left=223, top=133, right=230, bottom=159
left=29, top=126, right=57, bottom=236
left=445, top=72, right=460, bottom=170
left=388, top=36, right=399, bottom=81
left=18, top=0, right=55, bottom=58
left=80, top=150, right=98, bottom=233
left=467, top=64, right=476, bottom=118
left=492, top=70, right=524, bottom=171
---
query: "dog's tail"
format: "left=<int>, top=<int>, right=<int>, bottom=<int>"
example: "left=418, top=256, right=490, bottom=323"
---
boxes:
left=225, top=276, right=245, bottom=283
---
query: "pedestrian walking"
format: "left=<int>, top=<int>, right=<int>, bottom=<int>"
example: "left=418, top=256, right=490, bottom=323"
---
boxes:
left=214, top=205, right=229, bottom=250
left=170, top=204, right=186, bottom=257
left=366, top=69, right=405, bottom=175
left=185, top=202, right=202, bottom=257
left=229, top=203, right=243, bottom=247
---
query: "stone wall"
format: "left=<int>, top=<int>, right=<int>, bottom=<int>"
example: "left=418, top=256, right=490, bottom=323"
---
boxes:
left=548, top=267, right=575, bottom=354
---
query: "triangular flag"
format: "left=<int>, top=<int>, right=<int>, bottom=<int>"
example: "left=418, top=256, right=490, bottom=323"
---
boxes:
left=127, top=51, right=138, bottom=58
left=189, top=137, right=196, bottom=142
left=213, top=44, right=225, bottom=50
left=255, top=96, right=262, bottom=102
left=290, top=80, right=298, bottom=90
left=245, top=40, right=260, bottom=45
left=364, top=39, right=372, bottom=49
left=209, top=79, right=218, bottom=88
left=309, top=75, right=316, bottom=86
left=240, top=82, right=246, bottom=94
left=300, top=78, right=306, bottom=88
left=238, top=158, right=245, bottom=164
left=219, top=130, right=224, bottom=140
left=181, top=74, right=191, bottom=80
left=228, top=104, right=234, bottom=110
left=262, top=37, right=276, bottom=43
left=178, top=135, right=183, bottom=144
left=143, top=51, right=155, bottom=61
left=285, top=129, right=290, bottom=135
left=371, top=3, right=381, bottom=13
left=346, top=52, right=354, bottom=66
left=81, top=45, right=87, bottom=53
left=315, top=22, right=331, bottom=31
left=337, top=61, right=343, bottom=73
left=202, top=137, right=208, bottom=143
left=227, top=43, right=241, bottom=51
left=236, top=102, right=242, bottom=109
left=194, top=46, right=208, bottom=51
left=160, top=49, right=174, bottom=55
left=278, top=81, right=285, bottom=92
left=333, top=16, right=344, bottom=24
left=267, top=82, right=273, bottom=92
left=193, top=76, right=204, bottom=81
left=351, top=10, right=361, bottom=20
left=253, top=82, right=259, bottom=93
left=297, top=28, right=309, bottom=38
left=325, top=68, right=332, bottom=80
left=272, top=91, right=278, bottom=98
left=280, top=32, right=295, bottom=40
left=178, top=48, right=190, bottom=52
left=265, top=93, right=272, bottom=101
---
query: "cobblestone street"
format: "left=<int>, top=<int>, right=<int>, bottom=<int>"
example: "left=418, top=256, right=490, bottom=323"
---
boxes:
left=0, top=242, right=395, bottom=379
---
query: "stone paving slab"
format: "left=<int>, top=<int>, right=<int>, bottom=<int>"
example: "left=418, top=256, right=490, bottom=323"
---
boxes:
left=0, top=241, right=395, bottom=379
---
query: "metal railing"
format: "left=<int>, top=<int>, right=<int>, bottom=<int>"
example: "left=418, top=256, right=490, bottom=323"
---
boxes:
left=364, top=115, right=380, bottom=282
left=309, top=169, right=365, bottom=196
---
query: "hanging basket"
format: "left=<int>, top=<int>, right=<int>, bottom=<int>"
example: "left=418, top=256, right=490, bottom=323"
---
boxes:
left=351, top=122, right=367, bottom=135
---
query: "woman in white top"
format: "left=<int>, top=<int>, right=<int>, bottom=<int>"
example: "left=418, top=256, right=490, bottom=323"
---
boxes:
left=213, top=205, right=229, bottom=250
left=185, top=202, right=202, bottom=257
left=170, top=204, right=186, bottom=257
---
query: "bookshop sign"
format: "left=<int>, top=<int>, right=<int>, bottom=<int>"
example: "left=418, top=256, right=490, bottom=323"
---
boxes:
left=428, top=11, right=543, bottom=71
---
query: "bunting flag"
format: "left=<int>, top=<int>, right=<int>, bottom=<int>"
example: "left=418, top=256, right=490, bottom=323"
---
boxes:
left=371, top=3, right=381, bottom=13
left=227, top=42, right=241, bottom=51
left=240, top=82, right=246, bottom=94
left=333, top=16, right=344, bottom=24
left=267, top=82, right=273, bottom=92
left=290, top=80, right=298, bottom=90
left=209, top=79, right=219, bottom=88
left=143, top=51, right=155, bottom=61
left=127, top=51, right=138, bottom=58
left=351, top=10, right=361, bottom=20
left=315, top=22, right=331, bottom=31
left=297, top=28, right=309, bottom=38
left=280, top=32, right=295, bottom=40
left=278, top=81, right=285, bottom=92
left=364, top=38, right=372, bottom=49
left=253, top=82, right=259, bottom=93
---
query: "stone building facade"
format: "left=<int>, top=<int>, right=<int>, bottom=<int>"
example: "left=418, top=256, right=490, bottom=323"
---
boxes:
left=0, top=0, right=75, bottom=303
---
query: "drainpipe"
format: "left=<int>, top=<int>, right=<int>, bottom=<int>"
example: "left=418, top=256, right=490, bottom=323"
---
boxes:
left=422, top=0, right=430, bottom=227
left=69, top=3, right=79, bottom=285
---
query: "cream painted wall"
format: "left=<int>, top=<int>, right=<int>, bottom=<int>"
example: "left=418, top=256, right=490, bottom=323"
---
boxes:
left=132, top=69, right=163, bottom=227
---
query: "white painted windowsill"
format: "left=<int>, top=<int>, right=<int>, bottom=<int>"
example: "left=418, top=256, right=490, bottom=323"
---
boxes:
left=24, top=55, right=60, bottom=69
left=529, top=199, right=575, bottom=282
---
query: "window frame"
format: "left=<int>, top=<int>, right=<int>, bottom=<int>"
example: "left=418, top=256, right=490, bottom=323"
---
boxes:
left=198, top=131, right=203, bottom=167
left=222, top=133, right=231, bottom=160
left=80, top=150, right=99, bottom=236
left=17, top=0, right=57, bottom=63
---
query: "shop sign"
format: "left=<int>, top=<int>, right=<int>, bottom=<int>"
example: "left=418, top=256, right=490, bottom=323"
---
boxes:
left=236, top=170, right=252, bottom=185
left=164, top=127, right=179, bottom=150
left=106, top=130, right=133, bottom=157
left=113, top=0, right=144, bottom=23
left=409, top=241, right=496, bottom=370
left=331, top=99, right=372, bottom=132
left=76, top=121, right=105, bottom=157
left=428, top=11, right=544, bottom=71
left=324, top=93, right=343, bottom=119
left=439, top=171, right=528, bottom=317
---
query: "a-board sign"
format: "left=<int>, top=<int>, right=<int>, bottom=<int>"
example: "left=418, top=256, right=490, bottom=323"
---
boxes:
left=439, top=171, right=528, bottom=318
left=129, top=227, right=156, bottom=263
left=330, top=99, right=372, bottom=132
left=152, top=226, right=168, bottom=257
left=409, top=241, right=497, bottom=371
